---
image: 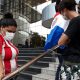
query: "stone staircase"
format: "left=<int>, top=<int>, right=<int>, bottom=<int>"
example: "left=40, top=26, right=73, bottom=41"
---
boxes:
left=16, top=48, right=59, bottom=80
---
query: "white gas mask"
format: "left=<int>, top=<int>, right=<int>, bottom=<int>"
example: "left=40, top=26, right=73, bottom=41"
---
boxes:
left=63, top=13, right=69, bottom=20
left=4, top=31, right=15, bottom=41
left=61, top=12, right=69, bottom=20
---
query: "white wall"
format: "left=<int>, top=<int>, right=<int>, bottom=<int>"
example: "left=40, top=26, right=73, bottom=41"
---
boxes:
left=13, top=17, right=30, bottom=46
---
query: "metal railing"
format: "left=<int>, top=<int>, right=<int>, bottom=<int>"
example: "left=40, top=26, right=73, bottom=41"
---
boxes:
left=2, top=45, right=59, bottom=80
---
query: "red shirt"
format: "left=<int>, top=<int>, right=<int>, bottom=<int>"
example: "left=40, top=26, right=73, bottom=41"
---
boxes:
left=0, top=34, right=19, bottom=75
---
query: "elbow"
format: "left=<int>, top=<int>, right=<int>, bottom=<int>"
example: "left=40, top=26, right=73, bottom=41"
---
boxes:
left=58, top=39, right=68, bottom=46
left=58, top=40, right=64, bottom=46
left=58, top=33, right=69, bottom=46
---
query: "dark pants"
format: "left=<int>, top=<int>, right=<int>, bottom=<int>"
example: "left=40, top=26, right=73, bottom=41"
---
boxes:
left=55, top=55, right=63, bottom=80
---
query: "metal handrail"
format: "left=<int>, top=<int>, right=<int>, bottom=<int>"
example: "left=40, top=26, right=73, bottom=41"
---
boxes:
left=2, top=45, right=59, bottom=80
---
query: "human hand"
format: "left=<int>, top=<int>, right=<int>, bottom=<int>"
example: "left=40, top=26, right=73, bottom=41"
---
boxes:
left=0, top=73, right=4, bottom=80
left=0, top=70, right=5, bottom=80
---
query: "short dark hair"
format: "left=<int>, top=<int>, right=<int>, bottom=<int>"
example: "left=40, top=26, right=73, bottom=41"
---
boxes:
left=0, top=19, right=17, bottom=28
left=59, top=0, right=76, bottom=12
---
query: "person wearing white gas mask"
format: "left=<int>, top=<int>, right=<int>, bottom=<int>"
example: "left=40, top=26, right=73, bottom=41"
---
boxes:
left=57, top=0, right=80, bottom=80
left=0, top=13, right=19, bottom=80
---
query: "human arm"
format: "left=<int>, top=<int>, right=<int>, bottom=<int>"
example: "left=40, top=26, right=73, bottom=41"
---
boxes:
left=0, top=36, right=5, bottom=80
left=0, top=55, right=4, bottom=80
left=58, top=33, right=70, bottom=46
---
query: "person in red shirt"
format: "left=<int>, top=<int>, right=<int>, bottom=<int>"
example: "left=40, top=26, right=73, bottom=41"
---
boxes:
left=0, top=13, right=19, bottom=80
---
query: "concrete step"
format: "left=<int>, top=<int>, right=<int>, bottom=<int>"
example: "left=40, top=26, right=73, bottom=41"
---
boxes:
left=19, top=50, right=45, bottom=53
left=18, top=72, right=33, bottom=80
left=19, top=70, right=41, bottom=80
left=18, top=47, right=44, bottom=50
left=32, top=73, right=55, bottom=80
left=17, top=60, right=49, bottom=67
left=41, top=67, right=57, bottom=76
left=24, top=66, right=41, bottom=74
left=18, top=53, right=53, bottom=57
left=18, top=56, right=56, bottom=62
left=30, top=64, right=49, bottom=69
left=19, top=71, right=55, bottom=80
left=30, top=65, right=44, bottom=69
left=18, top=56, right=35, bottom=60
left=27, top=64, right=57, bottom=76
left=18, top=53, right=42, bottom=56
left=16, top=76, right=30, bottom=80
left=39, top=57, right=56, bottom=62
left=24, top=64, right=54, bottom=74
left=33, top=61, right=49, bottom=67
left=17, top=60, right=29, bottom=65
left=18, top=73, right=55, bottom=80
left=49, top=58, right=59, bottom=68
